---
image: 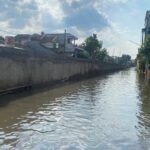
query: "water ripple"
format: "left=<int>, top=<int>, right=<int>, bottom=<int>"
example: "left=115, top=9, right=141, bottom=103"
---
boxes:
left=0, top=68, right=150, bottom=149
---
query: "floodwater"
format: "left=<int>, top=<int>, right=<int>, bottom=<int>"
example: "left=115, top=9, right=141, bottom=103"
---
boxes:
left=0, top=68, right=150, bottom=150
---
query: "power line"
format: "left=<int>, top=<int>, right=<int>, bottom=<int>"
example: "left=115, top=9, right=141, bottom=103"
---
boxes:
left=128, top=40, right=141, bottom=46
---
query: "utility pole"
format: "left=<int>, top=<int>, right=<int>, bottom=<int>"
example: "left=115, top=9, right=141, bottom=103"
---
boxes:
left=64, top=29, right=66, bottom=53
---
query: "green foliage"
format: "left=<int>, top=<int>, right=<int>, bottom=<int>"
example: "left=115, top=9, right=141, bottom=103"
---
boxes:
left=120, top=54, right=131, bottom=64
left=137, top=36, right=150, bottom=67
left=82, top=34, right=109, bottom=61
left=142, top=37, right=150, bottom=56
left=96, top=48, right=108, bottom=61
left=0, top=36, right=4, bottom=44
left=77, top=50, right=90, bottom=58
left=84, top=34, right=102, bottom=56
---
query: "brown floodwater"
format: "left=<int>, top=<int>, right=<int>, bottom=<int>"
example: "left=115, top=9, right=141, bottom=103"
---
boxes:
left=0, top=68, right=150, bottom=150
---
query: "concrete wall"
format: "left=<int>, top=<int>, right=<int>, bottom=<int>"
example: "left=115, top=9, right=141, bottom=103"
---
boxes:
left=0, top=55, right=123, bottom=93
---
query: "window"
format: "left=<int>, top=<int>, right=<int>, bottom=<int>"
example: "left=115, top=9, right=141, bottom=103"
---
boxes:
left=67, top=38, right=71, bottom=44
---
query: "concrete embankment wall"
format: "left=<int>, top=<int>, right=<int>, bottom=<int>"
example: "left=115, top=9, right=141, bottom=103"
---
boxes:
left=0, top=48, right=123, bottom=93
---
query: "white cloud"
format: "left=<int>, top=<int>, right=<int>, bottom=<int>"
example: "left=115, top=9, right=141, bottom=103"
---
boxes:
left=98, top=24, right=138, bottom=58
left=36, top=0, right=65, bottom=21
left=0, top=0, right=139, bottom=58
left=110, top=0, right=128, bottom=3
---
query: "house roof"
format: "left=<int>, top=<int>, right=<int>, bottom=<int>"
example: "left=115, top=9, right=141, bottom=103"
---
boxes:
left=43, top=33, right=78, bottom=40
left=15, top=33, right=78, bottom=43
left=40, top=35, right=58, bottom=43
left=66, top=33, right=78, bottom=40
left=15, top=34, right=31, bottom=41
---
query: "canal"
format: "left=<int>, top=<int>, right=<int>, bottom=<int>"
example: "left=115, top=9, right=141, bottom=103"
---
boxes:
left=0, top=68, right=150, bottom=150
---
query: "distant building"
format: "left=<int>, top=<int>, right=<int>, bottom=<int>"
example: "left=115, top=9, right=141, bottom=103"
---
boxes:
left=15, top=32, right=78, bottom=54
left=5, top=36, right=15, bottom=47
left=142, top=11, right=150, bottom=43
left=15, top=34, right=31, bottom=46
left=15, top=32, right=78, bottom=55
left=40, top=33, right=78, bottom=53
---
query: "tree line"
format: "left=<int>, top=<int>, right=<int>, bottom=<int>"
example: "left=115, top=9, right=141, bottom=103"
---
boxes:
left=77, top=34, right=132, bottom=66
left=77, top=34, right=108, bottom=61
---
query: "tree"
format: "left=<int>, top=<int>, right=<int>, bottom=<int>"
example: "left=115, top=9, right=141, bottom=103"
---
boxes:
left=121, top=54, right=131, bottom=63
left=0, top=36, right=4, bottom=44
left=82, top=34, right=108, bottom=61
left=77, top=50, right=90, bottom=58
left=84, top=34, right=102, bottom=57
left=96, top=48, right=108, bottom=61
left=137, top=36, right=150, bottom=70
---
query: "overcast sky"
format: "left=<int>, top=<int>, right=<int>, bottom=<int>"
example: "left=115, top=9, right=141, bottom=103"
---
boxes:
left=0, top=0, right=149, bottom=58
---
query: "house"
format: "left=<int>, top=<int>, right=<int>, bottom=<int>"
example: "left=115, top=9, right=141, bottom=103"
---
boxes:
left=142, top=11, right=150, bottom=43
left=5, top=36, right=15, bottom=47
left=14, top=32, right=78, bottom=55
left=15, top=34, right=31, bottom=46
left=40, top=33, right=78, bottom=53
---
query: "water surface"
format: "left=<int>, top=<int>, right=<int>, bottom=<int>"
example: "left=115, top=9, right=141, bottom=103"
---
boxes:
left=0, top=68, right=150, bottom=150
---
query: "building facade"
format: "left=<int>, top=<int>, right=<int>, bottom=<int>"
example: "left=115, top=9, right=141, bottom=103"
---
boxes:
left=40, top=33, right=78, bottom=53
left=15, top=32, right=78, bottom=54
left=5, top=36, right=15, bottom=47
left=142, top=11, right=150, bottom=43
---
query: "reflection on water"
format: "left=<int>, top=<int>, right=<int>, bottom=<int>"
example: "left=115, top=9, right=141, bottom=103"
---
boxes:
left=136, top=74, right=150, bottom=149
left=0, top=68, right=150, bottom=149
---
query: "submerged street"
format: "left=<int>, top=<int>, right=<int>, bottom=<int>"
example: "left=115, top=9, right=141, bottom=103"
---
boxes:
left=0, top=68, right=150, bottom=150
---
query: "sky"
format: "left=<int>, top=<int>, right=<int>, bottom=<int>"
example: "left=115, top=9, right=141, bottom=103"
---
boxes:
left=0, top=0, right=150, bottom=58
